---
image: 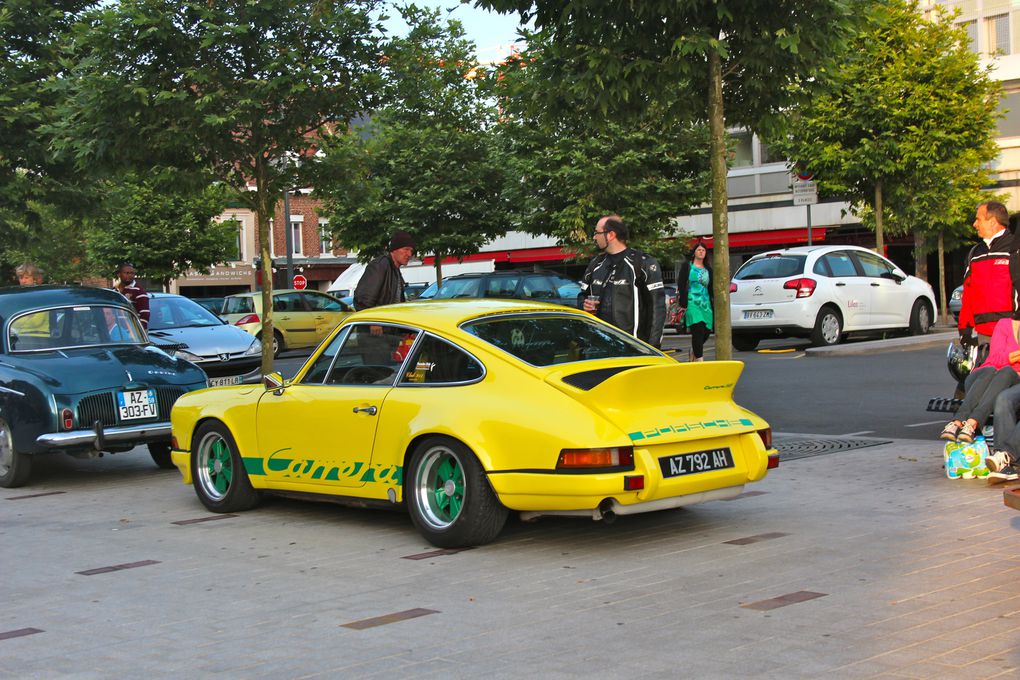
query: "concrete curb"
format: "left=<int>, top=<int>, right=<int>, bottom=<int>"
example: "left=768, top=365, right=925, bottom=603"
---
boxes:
left=805, top=330, right=957, bottom=356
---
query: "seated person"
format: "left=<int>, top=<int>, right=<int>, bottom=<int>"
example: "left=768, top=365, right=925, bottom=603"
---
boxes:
left=942, top=316, right=1020, bottom=443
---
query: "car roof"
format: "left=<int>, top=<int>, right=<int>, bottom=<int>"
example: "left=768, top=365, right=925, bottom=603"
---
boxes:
left=0, top=285, right=132, bottom=318
left=346, top=298, right=584, bottom=329
left=441, top=269, right=572, bottom=280
left=751, top=245, right=875, bottom=258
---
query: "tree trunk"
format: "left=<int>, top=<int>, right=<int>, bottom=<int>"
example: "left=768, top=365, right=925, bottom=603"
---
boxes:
left=938, top=231, right=948, bottom=326
left=913, top=231, right=927, bottom=281
left=874, top=181, right=884, bottom=253
left=434, top=255, right=444, bottom=287
left=254, top=157, right=275, bottom=376
left=708, top=43, right=731, bottom=361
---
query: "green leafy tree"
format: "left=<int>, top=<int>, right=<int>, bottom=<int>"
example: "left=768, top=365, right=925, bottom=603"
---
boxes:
left=494, top=38, right=710, bottom=269
left=770, top=0, right=1001, bottom=321
left=87, top=172, right=237, bottom=290
left=0, top=1, right=96, bottom=253
left=479, top=0, right=853, bottom=359
left=315, top=5, right=506, bottom=281
left=50, top=0, right=384, bottom=373
left=1, top=202, right=92, bottom=285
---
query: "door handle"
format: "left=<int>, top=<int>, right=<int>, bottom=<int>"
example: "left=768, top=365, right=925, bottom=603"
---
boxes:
left=353, top=405, right=378, bottom=416
left=835, top=282, right=846, bottom=287
left=871, top=282, right=880, bottom=287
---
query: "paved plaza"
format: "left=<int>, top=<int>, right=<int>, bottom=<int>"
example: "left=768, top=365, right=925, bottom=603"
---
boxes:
left=1, top=435, right=1018, bottom=679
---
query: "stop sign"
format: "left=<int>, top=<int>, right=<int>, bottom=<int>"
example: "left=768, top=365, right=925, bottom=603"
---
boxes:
left=292, top=274, right=307, bottom=290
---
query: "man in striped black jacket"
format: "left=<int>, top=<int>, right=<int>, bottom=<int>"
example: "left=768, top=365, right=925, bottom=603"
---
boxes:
left=578, top=215, right=666, bottom=348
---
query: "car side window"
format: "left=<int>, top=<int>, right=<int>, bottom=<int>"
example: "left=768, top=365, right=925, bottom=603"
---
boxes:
left=853, top=251, right=895, bottom=278
left=273, top=293, right=305, bottom=313
left=483, top=275, right=521, bottom=298
left=812, top=258, right=832, bottom=276
left=324, top=325, right=419, bottom=386
left=400, top=335, right=483, bottom=385
left=302, top=292, right=345, bottom=312
left=521, top=276, right=558, bottom=301
left=301, top=326, right=351, bottom=384
left=820, top=252, right=858, bottom=277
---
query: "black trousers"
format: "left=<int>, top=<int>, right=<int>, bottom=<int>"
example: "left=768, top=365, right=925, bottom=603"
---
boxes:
left=689, top=322, right=711, bottom=359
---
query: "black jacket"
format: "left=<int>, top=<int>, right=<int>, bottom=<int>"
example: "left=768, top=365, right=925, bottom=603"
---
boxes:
left=354, top=254, right=406, bottom=310
left=578, top=247, right=666, bottom=347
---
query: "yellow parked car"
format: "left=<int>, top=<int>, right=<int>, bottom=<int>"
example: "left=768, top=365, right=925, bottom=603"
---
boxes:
left=220, top=289, right=352, bottom=357
left=170, top=300, right=778, bottom=547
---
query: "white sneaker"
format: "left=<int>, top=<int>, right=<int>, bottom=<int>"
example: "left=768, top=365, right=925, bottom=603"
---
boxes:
left=985, top=449, right=1013, bottom=472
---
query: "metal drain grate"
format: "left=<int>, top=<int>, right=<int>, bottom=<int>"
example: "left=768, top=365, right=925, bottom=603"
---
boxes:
left=774, top=435, right=892, bottom=462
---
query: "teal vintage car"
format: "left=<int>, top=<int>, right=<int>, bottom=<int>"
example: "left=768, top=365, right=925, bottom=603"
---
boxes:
left=0, top=285, right=208, bottom=487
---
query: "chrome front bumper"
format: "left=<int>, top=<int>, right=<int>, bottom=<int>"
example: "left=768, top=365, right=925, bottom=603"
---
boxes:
left=36, top=422, right=171, bottom=449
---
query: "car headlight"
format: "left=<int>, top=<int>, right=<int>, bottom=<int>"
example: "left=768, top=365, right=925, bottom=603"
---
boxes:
left=951, top=289, right=962, bottom=301
left=244, top=339, right=260, bottom=355
left=175, top=349, right=204, bottom=362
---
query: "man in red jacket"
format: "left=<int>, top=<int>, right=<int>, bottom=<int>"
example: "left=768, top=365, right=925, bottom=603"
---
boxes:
left=958, top=201, right=1017, bottom=346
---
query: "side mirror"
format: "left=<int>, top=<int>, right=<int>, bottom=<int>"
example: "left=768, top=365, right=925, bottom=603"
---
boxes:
left=263, top=372, right=286, bottom=394
left=881, top=271, right=905, bottom=284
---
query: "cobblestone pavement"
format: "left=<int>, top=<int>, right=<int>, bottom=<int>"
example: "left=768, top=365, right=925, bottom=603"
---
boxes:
left=1, top=437, right=1018, bottom=679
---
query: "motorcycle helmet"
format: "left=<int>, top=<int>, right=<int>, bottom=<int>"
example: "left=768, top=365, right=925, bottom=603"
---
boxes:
left=947, top=340, right=981, bottom=383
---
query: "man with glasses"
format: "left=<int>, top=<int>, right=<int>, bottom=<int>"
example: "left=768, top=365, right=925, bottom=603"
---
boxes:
left=579, top=215, right=666, bottom=348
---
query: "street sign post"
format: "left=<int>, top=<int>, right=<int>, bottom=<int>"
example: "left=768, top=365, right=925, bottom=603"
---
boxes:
left=793, top=179, right=818, bottom=246
left=292, top=274, right=307, bottom=290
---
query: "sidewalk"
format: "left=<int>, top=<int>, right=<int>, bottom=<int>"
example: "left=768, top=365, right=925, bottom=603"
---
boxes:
left=0, top=439, right=1017, bottom=678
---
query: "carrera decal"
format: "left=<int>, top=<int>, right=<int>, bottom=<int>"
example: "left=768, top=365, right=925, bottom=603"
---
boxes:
left=246, top=448, right=403, bottom=485
left=628, top=417, right=755, bottom=442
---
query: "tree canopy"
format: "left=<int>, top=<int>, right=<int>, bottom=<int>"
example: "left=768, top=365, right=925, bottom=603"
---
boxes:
left=478, top=0, right=854, bottom=358
left=51, top=0, right=385, bottom=372
left=314, top=5, right=507, bottom=279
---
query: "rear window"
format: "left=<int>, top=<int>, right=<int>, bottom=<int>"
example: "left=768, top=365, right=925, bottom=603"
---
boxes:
left=223, top=296, right=255, bottom=314
left=462, top=314, right=658, bottom=366
left=733, top=255, right=806, bottom=280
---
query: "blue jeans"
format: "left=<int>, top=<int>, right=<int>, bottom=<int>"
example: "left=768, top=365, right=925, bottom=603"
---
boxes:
left=958, top=366, right=1020, bottom=427
left=993, top=383, right=1020, bottom=462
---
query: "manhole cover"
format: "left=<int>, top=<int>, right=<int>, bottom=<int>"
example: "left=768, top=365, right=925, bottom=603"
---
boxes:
left=774, top=435, right=892, bottom=462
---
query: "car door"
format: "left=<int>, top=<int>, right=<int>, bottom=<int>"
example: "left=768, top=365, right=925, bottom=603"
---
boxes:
left=814, top=250, right=872, bottom=328
left=851, top=251, right=912, bottom=327
left=256, top=324, right=420, bottom=489
left=272, top=292, right=315, bottom=349
left=301, top=291, right=351, bottom=344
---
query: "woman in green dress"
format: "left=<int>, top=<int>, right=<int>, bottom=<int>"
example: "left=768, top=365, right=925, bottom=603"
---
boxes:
left=677, top=241, right=714, bottom=361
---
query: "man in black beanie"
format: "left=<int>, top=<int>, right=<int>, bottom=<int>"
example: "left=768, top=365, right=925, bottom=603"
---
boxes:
left=354, top=231, right=416, bottom=310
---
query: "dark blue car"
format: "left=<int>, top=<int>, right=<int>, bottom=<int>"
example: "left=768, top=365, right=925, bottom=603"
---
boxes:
left=0, top=286, right=208, bottom=487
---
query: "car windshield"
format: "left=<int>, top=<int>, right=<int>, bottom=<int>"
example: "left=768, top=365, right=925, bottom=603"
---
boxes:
left=733, top=255, right=807, bottom=280
left=149, top=296, right=223, bottom=330
left=434, top=277, right=483, bottom=299
left=462, top=313, right=659, bottom=366
left=8, top=305, right=145, bottom=352
left=223, top=296, right=255, bottom=314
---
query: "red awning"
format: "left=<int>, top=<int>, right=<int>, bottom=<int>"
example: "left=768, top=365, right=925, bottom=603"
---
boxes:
left=700, top=227, right=826, bottom=249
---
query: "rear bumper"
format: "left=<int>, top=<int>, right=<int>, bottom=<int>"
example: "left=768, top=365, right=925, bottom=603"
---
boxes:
left=36, top=422, right=171, bottom=450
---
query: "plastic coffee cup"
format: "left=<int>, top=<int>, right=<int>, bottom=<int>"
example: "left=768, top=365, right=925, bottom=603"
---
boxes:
left=585, top=295, right=600, bottom=310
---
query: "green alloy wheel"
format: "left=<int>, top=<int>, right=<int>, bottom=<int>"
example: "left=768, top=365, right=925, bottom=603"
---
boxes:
left=406, top=437, right=508, bottom=548
left=191, top=421, right=259, bottom=513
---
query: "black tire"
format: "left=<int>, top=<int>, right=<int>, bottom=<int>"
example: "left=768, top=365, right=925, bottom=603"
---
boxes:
left=257, top=331, right=284, bottom=358
left=0, top=417, right=31, bottom=488
left=909, top=299, right=932, bottom=336
left=406, top=436, right=508, bottom=548
left=190, top=421, right=259, bottom=513
left=732, top=335, right=760, bottom=352
left=148, top=441, right=175, bottom=469
left=810, top=307, right=843, bottom=347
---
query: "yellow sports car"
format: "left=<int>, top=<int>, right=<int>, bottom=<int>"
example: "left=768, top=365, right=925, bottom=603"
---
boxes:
left=170, top=300, right=778, bottom=547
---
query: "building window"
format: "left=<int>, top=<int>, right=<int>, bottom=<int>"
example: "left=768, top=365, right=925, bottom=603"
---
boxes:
left=729, top=131, right=754, bottom=168
left=267, top=219, right=276, bottom=257
left=291, top=220, right=303, bottom=255
left=319, top=220, right=331, bottom=255
left=231, top=218, right=242, bottom=261
left=987, top=14, right=1009, bottom=55
left=962, top=20, right=977, bottom=52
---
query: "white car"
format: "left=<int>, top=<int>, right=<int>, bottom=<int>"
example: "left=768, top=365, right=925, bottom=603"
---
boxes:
left=730, top=245, right=937, bottom=350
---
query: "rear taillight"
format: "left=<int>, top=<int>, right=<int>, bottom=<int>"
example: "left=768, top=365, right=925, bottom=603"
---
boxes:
left=61, top=408, right=73, bottom=430
left=730, top=282, right=737, bottom=293
left=783, top=278, right=817, bottom=298
left=557, top=447, right=634, bottom=470
left=236, top=313, right=260, bottom=325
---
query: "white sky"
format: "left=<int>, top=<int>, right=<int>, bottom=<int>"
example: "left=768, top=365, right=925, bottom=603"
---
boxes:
left=381, top=1, right=529, bottom=62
